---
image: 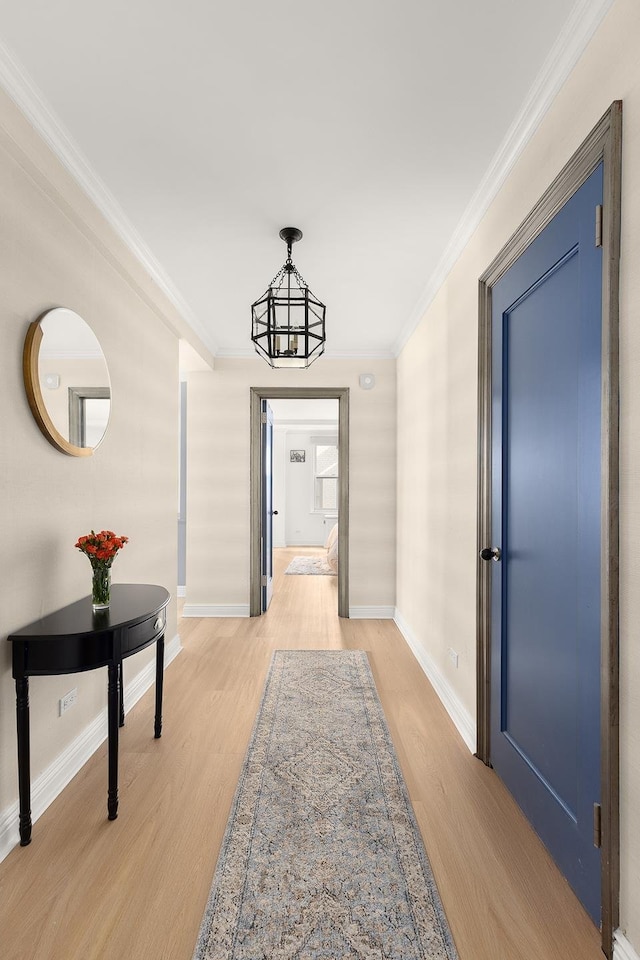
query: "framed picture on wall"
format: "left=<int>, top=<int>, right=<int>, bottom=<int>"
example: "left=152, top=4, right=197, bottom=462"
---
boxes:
left=290, top=450, right=306, bottom=463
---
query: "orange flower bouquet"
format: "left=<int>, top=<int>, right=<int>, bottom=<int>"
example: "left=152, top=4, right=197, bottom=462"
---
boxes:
left=75, top=529, right=129, bottom=610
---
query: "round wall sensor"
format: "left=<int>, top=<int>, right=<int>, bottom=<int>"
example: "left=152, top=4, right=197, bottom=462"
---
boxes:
left=359, top=374, right=375, bottom=390
left=44, top=374, right=60, bottom=390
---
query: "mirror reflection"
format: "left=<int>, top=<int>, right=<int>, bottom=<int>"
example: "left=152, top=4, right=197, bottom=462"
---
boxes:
left=24, top=308, right=111, bottom=456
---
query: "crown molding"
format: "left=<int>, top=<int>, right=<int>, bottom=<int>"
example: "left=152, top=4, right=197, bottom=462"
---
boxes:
left=322, top=348, right=395, bottom=360
left=214, top=346, right=395, bottom=361
left=0, top=37, right=218, bottom=356
left=393, top=0, right=615, bottom=357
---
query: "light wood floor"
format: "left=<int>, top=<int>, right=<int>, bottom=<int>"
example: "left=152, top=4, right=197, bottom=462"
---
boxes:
left=0, top=547, right=602, bottom=960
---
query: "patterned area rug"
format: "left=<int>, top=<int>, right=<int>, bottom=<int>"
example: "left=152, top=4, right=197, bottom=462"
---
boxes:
left=284, top=555, right=336, bottom=576
left=192, top=650, right=458, bottom=960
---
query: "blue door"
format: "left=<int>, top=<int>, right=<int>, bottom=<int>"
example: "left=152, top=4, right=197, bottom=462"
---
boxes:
left=261, top=400, right=274, bottom=612
left=489, top=164, right=603, bottom=924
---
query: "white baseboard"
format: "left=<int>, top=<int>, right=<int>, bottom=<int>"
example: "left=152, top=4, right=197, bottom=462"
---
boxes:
left=182, top=604, right=250, bottom=617
left=394, top=609, right=476, bottom=754
left=615, top=930, right=640, bottom=960
left=349, top=606, right=395, bottom=619
left=0, top=633, right=182, bottom=863
left=176, top=585, right=186, bottom=598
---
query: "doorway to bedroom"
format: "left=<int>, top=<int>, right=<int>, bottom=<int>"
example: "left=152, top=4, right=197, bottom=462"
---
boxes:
left=249, top=387, right=349, bottom=618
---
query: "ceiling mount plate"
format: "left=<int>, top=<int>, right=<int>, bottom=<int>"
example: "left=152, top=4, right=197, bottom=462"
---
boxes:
left=279, top=227, right=303, bottom=245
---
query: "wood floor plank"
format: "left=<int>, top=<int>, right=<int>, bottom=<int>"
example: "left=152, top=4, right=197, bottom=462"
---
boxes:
left=0, top=547, right=602, bottom=959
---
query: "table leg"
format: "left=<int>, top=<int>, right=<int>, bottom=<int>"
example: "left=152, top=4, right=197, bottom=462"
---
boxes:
left=107, top=663, right=119, bottom=820
left=16, top=677, right=32, bottom=846
left=154, top=633, right=165, bottom=739
left=118, top=660, right=125, bottom=727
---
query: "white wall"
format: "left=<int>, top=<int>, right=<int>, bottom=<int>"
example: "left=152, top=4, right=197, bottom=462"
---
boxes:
left=0, top=84, right=180, bottom=845
left=396, top=0, right=640, bottom=948
left=186, top=358, right=396, bottom=611
left=269, top=398, right=339, bottom=548
left=277, top=429, right=338, bottom=547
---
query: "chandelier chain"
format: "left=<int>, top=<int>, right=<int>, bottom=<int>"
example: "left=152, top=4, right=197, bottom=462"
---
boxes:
left=268, top=261, right=309, bottom=291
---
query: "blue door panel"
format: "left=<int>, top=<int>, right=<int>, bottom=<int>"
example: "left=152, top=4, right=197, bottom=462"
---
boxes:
left=490, top=163, right=602, bottom=924
left=504, top=250, right=581, bottom=816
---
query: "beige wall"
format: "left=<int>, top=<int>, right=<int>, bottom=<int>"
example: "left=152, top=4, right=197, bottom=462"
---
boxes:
left=0, top=87, right=179, bottom=819
left=396, top=0, right=640, bottom=945
left=186, top=358, right=396, bottom=610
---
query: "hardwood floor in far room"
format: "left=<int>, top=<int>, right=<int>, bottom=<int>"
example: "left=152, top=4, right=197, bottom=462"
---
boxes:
left=0, top=547, right=602, bottom=960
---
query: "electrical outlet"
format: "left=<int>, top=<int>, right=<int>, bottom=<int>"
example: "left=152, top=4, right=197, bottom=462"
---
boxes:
left=59, top=688, right=78, bottom=716
left=448, top=648, right=459, bottom=669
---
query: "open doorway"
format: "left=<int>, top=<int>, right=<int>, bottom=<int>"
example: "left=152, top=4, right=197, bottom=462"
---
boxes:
left=250, top=387, right=349, bottom=617
left=269, top=397, right=339, bottom=609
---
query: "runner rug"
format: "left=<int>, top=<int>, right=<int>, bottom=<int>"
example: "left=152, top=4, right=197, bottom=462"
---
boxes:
left=192, top=650, right=458, bottom=960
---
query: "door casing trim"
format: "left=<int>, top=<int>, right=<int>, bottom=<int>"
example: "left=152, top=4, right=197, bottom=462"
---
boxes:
left=476, top=101, right=622, bottom=956
left=250, top=386, right=349, bottom=618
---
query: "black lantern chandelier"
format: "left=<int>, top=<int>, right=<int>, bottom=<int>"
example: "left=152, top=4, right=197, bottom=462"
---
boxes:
left=251, top=227, right=326, bottom=368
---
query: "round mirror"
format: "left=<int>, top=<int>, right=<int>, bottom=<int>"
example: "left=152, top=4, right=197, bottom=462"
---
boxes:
left=23, top=308, right=111, bottom=457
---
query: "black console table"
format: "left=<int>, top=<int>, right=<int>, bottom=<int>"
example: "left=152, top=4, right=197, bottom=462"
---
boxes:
left=8, top=583, right=170, bottom=845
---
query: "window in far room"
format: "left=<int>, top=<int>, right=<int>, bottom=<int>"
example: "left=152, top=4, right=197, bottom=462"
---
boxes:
left=313, top=439, right=338, bottom=512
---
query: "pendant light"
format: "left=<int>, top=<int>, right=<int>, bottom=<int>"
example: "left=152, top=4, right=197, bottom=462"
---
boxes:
left=251, top=227, right=326, bottom=368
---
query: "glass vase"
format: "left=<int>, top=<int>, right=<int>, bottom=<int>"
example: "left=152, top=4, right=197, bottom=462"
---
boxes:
left=91, top=564, right=111, bottom=611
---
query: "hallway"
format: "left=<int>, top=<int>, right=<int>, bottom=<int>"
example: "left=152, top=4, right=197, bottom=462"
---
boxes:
left=0, top=549, right=602, bottom=959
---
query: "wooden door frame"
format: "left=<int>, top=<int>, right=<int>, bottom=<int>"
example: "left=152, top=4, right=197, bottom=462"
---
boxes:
left=260, top=398, right=274, bottom=613
left=250, top=386, right=350, bottom=618
left=476, top=101, right=622, bottom=956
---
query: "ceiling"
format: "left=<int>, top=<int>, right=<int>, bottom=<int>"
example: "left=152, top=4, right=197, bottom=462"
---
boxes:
left=0, top=1, right=608, bottom=360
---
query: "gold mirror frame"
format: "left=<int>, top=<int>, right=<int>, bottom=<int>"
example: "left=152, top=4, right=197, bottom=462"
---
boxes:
left=23, top=310, right=110, bottom=457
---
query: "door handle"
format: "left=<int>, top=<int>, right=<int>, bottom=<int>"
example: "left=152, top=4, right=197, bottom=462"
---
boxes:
left=480, top=547, right=501, bottom=562
left=272, top=510, right=279, bottom=516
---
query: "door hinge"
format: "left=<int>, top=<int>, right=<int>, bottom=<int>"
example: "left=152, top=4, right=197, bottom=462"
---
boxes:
left=595, top=204, right=603, bottom=247
left=593, top=802, right=602, bottom=848
left=261, top=574, right=267, bottom=587
left=261, top=411, right=267, bottom=425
